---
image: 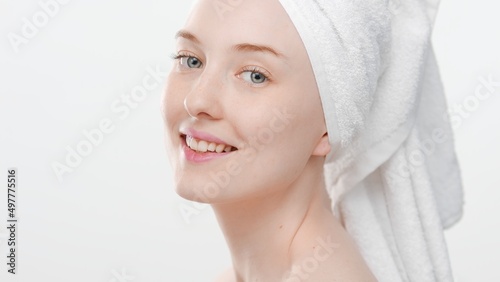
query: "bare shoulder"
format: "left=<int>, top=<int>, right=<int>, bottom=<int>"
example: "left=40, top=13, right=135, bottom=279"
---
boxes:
left=213, top=267, right=236, bottom=282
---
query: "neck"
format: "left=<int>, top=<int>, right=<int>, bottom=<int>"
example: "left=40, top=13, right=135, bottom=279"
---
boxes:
left=211, top=157, right=339, bottom=281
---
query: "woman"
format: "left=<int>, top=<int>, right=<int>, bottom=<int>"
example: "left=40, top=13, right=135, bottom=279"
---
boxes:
left=162, top=0, right=463, bottom=281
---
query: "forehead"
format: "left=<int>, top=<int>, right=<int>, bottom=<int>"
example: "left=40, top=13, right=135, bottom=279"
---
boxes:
left=182, top=0, right=302, bottom=55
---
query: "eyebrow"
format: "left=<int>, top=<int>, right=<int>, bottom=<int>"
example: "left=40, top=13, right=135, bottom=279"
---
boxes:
left=232, top=43, right=284, bottom=58
left=175, top=29, right=285, bottom=58
left=175, top=30, right=201, bottom=44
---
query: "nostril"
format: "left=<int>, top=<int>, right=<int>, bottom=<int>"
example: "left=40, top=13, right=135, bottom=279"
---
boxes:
left=196, top=112, right=214, bottom=120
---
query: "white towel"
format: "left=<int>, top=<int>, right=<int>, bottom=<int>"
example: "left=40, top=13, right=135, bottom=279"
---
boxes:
left=278, top=0, right=464, bottom=281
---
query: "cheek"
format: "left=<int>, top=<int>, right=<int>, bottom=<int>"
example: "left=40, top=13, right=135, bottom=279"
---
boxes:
left=238, top=110, right=312, bottom=179
left=265, top=103, right=322, bottom=161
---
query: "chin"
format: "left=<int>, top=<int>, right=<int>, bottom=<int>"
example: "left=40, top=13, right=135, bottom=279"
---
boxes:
left=174, top=178, right=221, bottom=204
left=176, top=190, right=206, bottom=203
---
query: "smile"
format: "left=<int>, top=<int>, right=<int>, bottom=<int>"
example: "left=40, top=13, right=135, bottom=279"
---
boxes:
left=185, top=135, right=237, bottom=153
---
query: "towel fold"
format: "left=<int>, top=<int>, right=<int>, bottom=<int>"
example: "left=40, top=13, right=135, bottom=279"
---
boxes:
left=278, top=0, right=464, bottom=281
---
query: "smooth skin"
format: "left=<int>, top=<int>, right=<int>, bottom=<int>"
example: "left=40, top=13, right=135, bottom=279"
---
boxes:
left=162, top=0, right=377, bottom=281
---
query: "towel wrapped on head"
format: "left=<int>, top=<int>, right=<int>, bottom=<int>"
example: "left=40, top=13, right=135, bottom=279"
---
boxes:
left=278, top=0, right=464, bottom=281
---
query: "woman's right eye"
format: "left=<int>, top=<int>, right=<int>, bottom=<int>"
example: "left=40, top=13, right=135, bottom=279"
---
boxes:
left=178, top=56, right=203, bottom=69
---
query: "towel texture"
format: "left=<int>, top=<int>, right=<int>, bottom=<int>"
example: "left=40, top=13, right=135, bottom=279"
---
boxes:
left=278, top=0, right=464, bottom=281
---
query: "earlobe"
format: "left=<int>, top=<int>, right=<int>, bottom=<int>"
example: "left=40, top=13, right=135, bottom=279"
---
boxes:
left=312, top=132, right=331, bottom=157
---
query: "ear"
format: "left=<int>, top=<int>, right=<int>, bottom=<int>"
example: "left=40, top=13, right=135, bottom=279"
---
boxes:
left=312, top=132, right=331, bottom=157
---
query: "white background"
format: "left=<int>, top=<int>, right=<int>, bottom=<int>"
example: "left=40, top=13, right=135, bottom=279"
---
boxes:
left=0, top=0, right=498, bottom=281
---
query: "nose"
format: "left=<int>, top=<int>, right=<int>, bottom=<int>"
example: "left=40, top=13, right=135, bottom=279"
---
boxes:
left=184, top=71, right=224, bottom=120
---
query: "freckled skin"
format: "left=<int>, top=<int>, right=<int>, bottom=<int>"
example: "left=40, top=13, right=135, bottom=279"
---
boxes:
left=162, top=0, right=377, bottom=281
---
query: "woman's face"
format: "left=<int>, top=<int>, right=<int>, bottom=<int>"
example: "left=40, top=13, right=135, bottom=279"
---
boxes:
left=162, top=0, right=330, bottom=203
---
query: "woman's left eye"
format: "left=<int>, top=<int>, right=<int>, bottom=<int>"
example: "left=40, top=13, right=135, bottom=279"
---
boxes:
left=239, top=70, right=269, bottom=85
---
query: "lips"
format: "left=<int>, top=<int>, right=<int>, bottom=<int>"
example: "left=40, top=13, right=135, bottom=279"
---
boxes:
left=179, top=128, right=238, bottom=162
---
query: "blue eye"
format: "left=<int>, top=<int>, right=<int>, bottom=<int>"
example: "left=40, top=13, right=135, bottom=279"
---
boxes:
left=180, top=56, right=202, bottom=68
left=172, top=53, right=203, bottom=69
left=240, top=70, right=269, bottom=84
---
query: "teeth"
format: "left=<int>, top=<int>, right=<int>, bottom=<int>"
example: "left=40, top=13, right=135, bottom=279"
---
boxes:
left=185, top=135, right=235, bottom=153
left=198, top=140, right=208, bottom=152
left=207, top=142, right=216, bottom=152
left=215, top=144, right=225, bottom=153
left=190, top=139, right=198, bottom=151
